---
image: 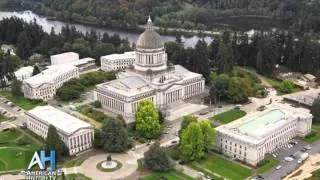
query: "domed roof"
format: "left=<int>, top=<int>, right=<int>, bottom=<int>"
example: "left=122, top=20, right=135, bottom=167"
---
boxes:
left=136, top=17, right=164, bottom=50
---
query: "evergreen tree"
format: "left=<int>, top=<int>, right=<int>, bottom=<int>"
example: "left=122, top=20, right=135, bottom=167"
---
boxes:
left=194, top=40, right=210, bottom=79
left=45, top=125, right=66, bottom=159
left=100, top=117, right=132, bottom=152
left=16, top=31, right=32, bottom=59
left=11, top=78, right=23, bottom=97
left=311, top=98, right=320, bottom=124
left=135, top=100, right=162, bottom=139
left=32, top=65, right=41, bottom=76
left=144, top=141, right=174, bottom=171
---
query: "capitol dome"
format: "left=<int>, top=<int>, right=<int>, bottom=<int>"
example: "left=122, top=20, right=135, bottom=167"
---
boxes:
left=136, top=17, right=164, bottom=50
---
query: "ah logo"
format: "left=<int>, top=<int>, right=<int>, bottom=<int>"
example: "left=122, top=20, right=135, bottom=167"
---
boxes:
left=27, top=150, right=56, bottom=171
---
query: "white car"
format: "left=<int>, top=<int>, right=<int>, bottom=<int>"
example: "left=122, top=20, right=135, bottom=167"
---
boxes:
left=304, top=145, right=312, bottom=150
left=297, top=159, right=302, bottom=164
left=272, top=153, right=277, bottom=158
left=285, top=157, right=294, bottom=162
left=276, top=165, right=282, bottom=170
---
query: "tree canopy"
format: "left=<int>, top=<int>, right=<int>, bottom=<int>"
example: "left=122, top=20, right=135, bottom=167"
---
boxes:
left=135, top=100, right=162, bottom=139
left=144, top=141, right=174, bottom=171
left=45, top=125, right=67, bottom=159
left=179, top=122, right=205, bottom=161
left=99, top=117, right=132, bottom=152
left=311, top=98, right=320, bottom=124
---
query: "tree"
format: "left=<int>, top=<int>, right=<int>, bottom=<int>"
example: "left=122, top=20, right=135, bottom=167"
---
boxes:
left=32, top=65, right=41, bottom=76
left=199, top=120, right=215, bottom=151
left=179, top=116, right=197, bottom=136
left=278, top=80, right=294, bottom=94
left=11, top=78, right=23, bottom=97
left=16, top=31, right=32, bottom=59
left=45, top=125, right=67, bottom=159
left=144, top=141, right=174, bottom=171
left=193, top=40, right=210, bottom=79
left=99, top=117, right=132, bottom=152
left=135, top=100, right=162, bottom=139
left=179, top=122, right=205, bottom=161
left=311, top=98, right=320, bottom=124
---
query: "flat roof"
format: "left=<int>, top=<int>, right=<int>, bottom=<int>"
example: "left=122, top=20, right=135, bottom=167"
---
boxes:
left=15, top=66, right=33, bottom=75
left=216, top=104, right=312, bottom=144
left=26, top=106, right=92, bottom=135
left=238, top=109, right=285, bottom=136
left=101, top=51, right=135, bottom=61
left=283, top=89, right=320, bottom=107
left=23, top=65, right=77, bottom=87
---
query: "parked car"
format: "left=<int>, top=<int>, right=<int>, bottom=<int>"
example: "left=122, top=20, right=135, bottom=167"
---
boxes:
left=171, top=140, right=178, bottom=144
left=304, top=145, right=312, bottom=150
left=276, top=165, right=282, bottom=170
left=199, top=111, right=209, bottom=115
left=272, top=153, right=277, bottom=158
left=297, top=159, right=303, bottom=164
left=285, top=157, right=294, bottom=162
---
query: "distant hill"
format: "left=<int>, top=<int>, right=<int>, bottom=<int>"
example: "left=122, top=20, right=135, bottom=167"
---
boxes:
left=1, top=0, right=320, bottom=33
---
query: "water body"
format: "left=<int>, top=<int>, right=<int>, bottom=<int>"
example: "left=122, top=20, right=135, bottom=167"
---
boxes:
left=0, top=11, right=213, bottom=48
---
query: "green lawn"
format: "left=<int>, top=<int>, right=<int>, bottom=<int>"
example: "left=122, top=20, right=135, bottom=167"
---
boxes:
left=189, top=153, right=252, bottom=180
left=57, top=173, right=92, bottom=180
left=306, top=169, right=320, bottom=180
left=0, top=129, right=40, bottom=171
left=213, top=109, right=247, bottom=124
left=302, top=123, right=320, bottom=143
left=256, top=156, right=280, bottom=174
left=0, top=91, right=46, bottom=110
left=63, top=156, right=87, bottom=168
left=0, top=114, right=7, bottom=122
left=140, top=170, right=193, bottom=180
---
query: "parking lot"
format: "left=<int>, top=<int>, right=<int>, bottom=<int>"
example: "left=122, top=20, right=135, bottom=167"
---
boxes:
left=261, top=139, right=320, bottom=180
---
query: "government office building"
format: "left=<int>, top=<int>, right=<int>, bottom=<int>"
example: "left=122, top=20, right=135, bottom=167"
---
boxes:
left=215, top=105, right=312, bottom=166
left=95, top=17, right=205, bottom=122
left=23, top=65, right=79, bottom=101
left=25, top=106, right=94, bottom=155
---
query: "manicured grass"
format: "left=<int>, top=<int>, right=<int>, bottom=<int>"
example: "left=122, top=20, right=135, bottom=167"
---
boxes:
left=302, top=123, right=320, bottom=143
left=189, top=153, right=252, bottom=180
left=0, top=129, right=40, bottom=171
left=57, top=173, right=92, bottom=180
left=213, top=109, right=247, bottom=124
left=96, top=160, right=122, bottom=172
left=256, top=156, right=280, bottom=174
left=0, top=91, right=46, bottom=110
left=140, top=170, right=193, bottom=180
left=63, top=156, right=87, bottom=168
left=306, top=169, right=320, bottom=180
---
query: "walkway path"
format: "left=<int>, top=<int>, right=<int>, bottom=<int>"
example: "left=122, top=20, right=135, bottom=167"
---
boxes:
left=236, top=66, right=273, bottom=87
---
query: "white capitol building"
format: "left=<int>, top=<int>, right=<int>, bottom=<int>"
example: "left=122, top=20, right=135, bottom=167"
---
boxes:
left=96, top=17, right=205, bottom=121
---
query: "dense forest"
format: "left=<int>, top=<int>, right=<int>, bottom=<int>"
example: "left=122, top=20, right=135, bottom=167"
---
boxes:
left=2, top=0, right=320, bottom=33
left=0, top=17, right=319, bottom=102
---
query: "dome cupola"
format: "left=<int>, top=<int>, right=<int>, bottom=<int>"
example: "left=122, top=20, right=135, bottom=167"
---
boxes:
left=136, top=16, right=164, bottom=50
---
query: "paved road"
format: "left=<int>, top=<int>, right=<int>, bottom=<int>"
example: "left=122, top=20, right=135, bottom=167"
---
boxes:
left=262, top=139, right=320, bottom=180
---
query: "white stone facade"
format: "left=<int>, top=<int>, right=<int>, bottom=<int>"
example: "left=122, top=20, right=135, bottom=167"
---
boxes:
left=23, top=65, right=79, bottom=101
left=101, top=51, right=135, bottom=71
left=215, top=105, right=312, bottom=166
left=26, top=106, right=94, bottom=156
left=95, top=18, right=205, bottom=122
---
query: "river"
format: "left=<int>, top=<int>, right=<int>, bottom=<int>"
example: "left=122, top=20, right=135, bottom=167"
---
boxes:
left=0, top=11, right=214, bottom=48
